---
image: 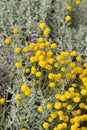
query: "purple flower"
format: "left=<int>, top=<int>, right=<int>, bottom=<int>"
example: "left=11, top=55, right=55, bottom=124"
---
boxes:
left=31, top=32, right=38, bottom=43
left=7, top=54, right=14, bottom=64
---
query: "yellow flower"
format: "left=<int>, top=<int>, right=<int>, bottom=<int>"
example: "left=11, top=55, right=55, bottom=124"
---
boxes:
left=65, top=15, right=71, bottom=21
left=23, top=47, right=29, bottom=53
left=66, top=5, right=72, bottom=10
left=13, top=28, right=19, bottom=34
left=5, top=38, right=12, bottom=45
left=47, top=51, right=54, bottom=57
left=37, top=106, right=43, bottom=112
left=51, top=43, right=57, bottom=49
left=39, top=43, right=45, bottom=49
left=15, top=47, right=21, bottom=53
left=76, top=56, right=82, bottom=62
left=43, top=27, right=50, bottom=36
left=51, top=112, right=57, bottom=119
left=24, top=89, right=32, bottom=96
left=37, top=37, right=44, bottom=43
left=31, top=66, right=36, bottom=74
left=73, top=97, right=80, bottom=103
left=54, top=102, right=62, bottom=109
left=61, top=67, right=66, bottom=72
left=56, top=55, right=64, bottom=61
left=17, top=101, right=22, bottom=107
left=45, top=41, right=51, bottom=47
left=25, top=68, right=30, bottom=73
left=70, top=51, right=77, bottom=56
left=53, top=127, right=58, bottom=130
left=76, top=0, right=81, bottom=4
left=39, top=22, right=46, bottom=29
left=43, top=122, right=49, bottom=129
left=49, top=82, right=56, bottom=88
left=46, top=103, right=52, bottom=109
left=15, top=62, right=22, bottom=68
left=48, top=73, right=55, bottom=79
left=38, top=61, right=46, bottom=68
left=36, top=71, right=42, bottom=77
left=21, top=128, right=27, bottom=130
left=67, top=105, right=72, bottom=110
left=15, top=94, right=22, bottom=99
left=21, top=84, right=28, bottom=92
left=54, top=62, right=60, bottom=68
left=48, top=117, right=53, bottom=122
left=30, top=56, right=36, bottom=63
left=0, top=98, right=5, bottom=104
left=45, top=64, right=52, bottom=70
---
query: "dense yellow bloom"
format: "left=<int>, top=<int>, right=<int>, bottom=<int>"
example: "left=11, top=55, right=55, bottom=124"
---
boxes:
left=54, top=102, right=62, bottom=109
left=73, top=97, right=80, bottom=103
left=24, top=89, right=32, bottom=96
left=51, top=43, right=57, bottom=49
left=65, top=15, right=71, bottom=21
left=48, top=117, right=54, bottom=122
left=29, top=43, right=36, bottom=50
left=43, top=122, right=49, bottom=129
left=50, top=112, right=57, bottom=119
left=76, top=56, right=82, bottom=62
left=47, top=51, right=54, bottom=57
left=25, top=68, right=30, bottom=73
left=76, top=0, right=81, bottom=4
left=49, top=82, right=56, bottom=88
left=37, top=106, right=43, bottom=112
left=44, top=27, right=50, bottom=36
left=38, top=61, right=46, bottom=68
left=70, top=51, right=77, bottom=56
left=37, top=37, right=44, bottom=43
left=0, top=98, right=5, bottom=104
left=15, top=94, right=22, bottom=99
left=66, top=5, right=72, bottom=10
left=30, top=56, right=36, bottom=63
left=67, top=105, right=72, bottom=110
left=61, top=67, right=66, bottom=72
left=56, top=55, right=64, bottom=61
left=39, top=22, right=46, bottom=29
left=21, top=128, right=27, bottom=130
left=15, top=62, right=22, bottom=68
left=45, top=41, right=51, bottom=47
left=5, top=38, right=12, bottom=44
left=45, top=64, right=52, bottom=70
left=15, top=47, right=21, bottom=53
left=39, top=43, right=45, bottom=49
left=31, top=66, right=36, bottom=74
left=13, top=28, right=19, bottom=34
left=54, top=62, right=60, bottom=68
left=21, top=84, right=28, bottom=92
left=23, top=47, right=29, bottom=53
left=36, top=71, right=42, bottom=77
left=46, top=103, right=52, bottom=109
left=48, top=73, right=55, bottom=79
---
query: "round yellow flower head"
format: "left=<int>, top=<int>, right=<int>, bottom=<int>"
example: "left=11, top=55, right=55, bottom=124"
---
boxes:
left=17, top=101, right=22, bottom=107
left=65, top=15, right=71, bottom=21
left=21, top=84, right=28, bottom=92
left=23, top=47, right=29, bottom=53
left=54, top=102, right=62, bottom=109
left=66, top=5, right=72, bottom=10
left=15, top=62, right=22, bottom=68
left=76, top=0, right=81, bottom=4
left=0, top=98, right=5, bottom=104
left=21, top=128, right=27, bottom=130
left=36, top=71, right=42, bottom=77
left=44, top=27, right=50, bottom=36
left=13, top=28, right=19, bottom=34
left=39, top=22, right=46, bottom=29
left=15, top=47, right=21, bottom=53
left=15, top=94, right=22, bottom=99
left=37, top=37, right=44, bottom=43
left=25, top=68, right=30, bottom=73
left=49, top=82, right=56, bottom=88
left=43, top=122, right=49, bottom=129
left=46, top=103, right=52, bottom=109
left=24, top=89, right=32, bottom=96
left=37, top=106, right=43, bottom=112
left=5, top=38, right=12, bottom=45
left=76, top=56, right=82, bottom=62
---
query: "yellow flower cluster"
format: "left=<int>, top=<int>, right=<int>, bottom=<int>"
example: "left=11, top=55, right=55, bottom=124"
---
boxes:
left=21, top=84, right=32, bottom=96
left=39, top=22, right=50, bottom=36
left=65, top=0, right=81, bottom=22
